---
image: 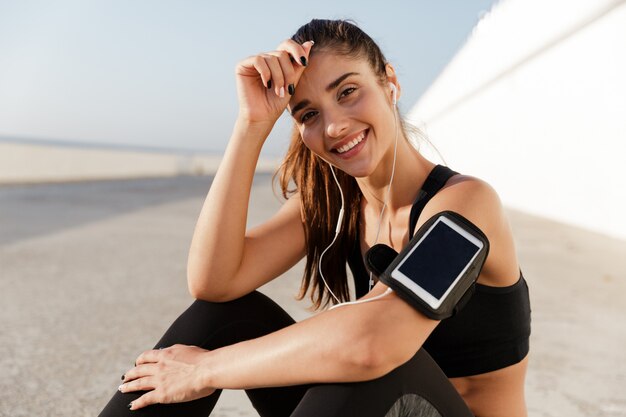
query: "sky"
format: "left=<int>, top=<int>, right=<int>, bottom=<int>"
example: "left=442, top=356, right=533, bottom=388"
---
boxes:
left=0, top=0, right=497, bottom=156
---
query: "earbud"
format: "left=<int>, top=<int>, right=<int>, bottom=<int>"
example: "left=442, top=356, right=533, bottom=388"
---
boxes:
left=389, top=83, right=397, bottom=105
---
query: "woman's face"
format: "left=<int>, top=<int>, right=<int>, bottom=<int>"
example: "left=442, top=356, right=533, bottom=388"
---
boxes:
left=288, top=51, right=397, bottom=178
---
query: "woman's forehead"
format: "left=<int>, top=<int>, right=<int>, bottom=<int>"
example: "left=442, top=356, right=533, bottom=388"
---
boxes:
left=293, top=52, right=375, bottom=98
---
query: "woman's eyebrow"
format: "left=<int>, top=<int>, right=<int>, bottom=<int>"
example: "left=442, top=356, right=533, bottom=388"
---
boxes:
left=290, top=72, right=360, bottom=116
left=290, top=100, right=310, bottom=117
left=325, top=72, right=359, bottom=92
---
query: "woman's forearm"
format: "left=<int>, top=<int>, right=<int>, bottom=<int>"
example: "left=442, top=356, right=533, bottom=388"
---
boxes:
left=187, top=119, right=274, bottom=299
left=199, top=308, right=379, bottom=389
left=123, top=288, right=436, bottom=410
left=196, top=293, right=434, bottom=390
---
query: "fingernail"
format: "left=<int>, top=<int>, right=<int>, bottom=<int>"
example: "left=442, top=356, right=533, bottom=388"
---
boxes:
left=121, top=374, right=125, bottom=381
left=309, top=40, right=315, bottom=45
left=267, top=79, right=272, bottom=89
left=128, top=402, right=133, bottom=409
left=300, top=56, right=307, bottom=66
left=118, top=384, right=124, bottom=392
left=288, top=84, right=295, bottom=95
left=279, top=86, right=285, bottom=98
left=289, top=55, right=295, bottom=64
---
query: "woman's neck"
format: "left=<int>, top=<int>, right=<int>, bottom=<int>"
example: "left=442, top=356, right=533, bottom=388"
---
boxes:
left=356, top=138, right=435, bottom=214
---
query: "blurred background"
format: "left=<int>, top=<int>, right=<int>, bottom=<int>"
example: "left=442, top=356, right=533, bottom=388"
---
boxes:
left=0, top=0, right=495, bottom=155
left=1, top=0, right=625, bottom=416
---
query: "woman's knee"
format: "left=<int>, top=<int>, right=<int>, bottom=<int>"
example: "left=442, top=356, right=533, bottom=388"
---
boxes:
left=155, top=291, right=295, bottom=350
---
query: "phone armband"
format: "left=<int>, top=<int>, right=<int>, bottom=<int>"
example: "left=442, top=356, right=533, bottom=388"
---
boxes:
left=378, top=211, right=490, bottom=320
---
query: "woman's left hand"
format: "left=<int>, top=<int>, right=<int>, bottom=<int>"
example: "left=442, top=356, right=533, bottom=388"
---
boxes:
left=119, top=344, right=216, bottom=410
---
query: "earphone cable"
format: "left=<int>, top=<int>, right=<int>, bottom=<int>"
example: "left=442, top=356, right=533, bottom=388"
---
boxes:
left=368, top=106, right=399, bottom=291
left=318, top=164, right=345, bottom=304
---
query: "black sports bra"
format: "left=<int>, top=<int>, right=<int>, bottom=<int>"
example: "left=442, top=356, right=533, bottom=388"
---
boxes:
left=347, top=165, right=531, bottom=378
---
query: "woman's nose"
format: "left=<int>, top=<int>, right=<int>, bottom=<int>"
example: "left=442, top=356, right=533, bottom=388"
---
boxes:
left=325, top=115, right=349, bottom=139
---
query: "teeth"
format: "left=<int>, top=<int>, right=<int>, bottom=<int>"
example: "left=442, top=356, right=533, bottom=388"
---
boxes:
left=337, top=131, right=365, bottom=154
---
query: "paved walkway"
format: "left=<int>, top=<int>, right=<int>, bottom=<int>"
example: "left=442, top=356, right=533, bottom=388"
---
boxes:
left=1, top=175, right=624, bottom=416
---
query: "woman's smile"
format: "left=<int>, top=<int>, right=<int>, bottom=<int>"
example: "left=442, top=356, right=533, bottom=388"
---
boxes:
left=332, top=128, right=368, bottom=159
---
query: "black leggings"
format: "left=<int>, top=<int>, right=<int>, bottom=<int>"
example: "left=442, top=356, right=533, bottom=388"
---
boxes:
left=99, top=292, right=472, bottom=416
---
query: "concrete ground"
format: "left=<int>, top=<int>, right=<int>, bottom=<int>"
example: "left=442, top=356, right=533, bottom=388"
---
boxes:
left=0, top=174, right=624, bottom=417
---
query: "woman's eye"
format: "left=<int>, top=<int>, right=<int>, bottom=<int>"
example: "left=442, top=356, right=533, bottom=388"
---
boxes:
left=340, top=87, right=356, bottom=98
left=301, top=111, right=316, bottom=123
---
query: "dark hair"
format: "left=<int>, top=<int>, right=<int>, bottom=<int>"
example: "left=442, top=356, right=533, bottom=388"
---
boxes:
left=276, top=19, right=391, bottom=309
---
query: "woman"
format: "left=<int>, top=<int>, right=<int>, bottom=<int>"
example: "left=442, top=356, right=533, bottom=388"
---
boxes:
left=100, top=19, right=531, bottom=417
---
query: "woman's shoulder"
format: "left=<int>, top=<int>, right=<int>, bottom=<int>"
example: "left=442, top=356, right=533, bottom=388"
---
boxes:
left=427, top=174, right=502, bottom=222
left=419, top=173, right=520, bottom=286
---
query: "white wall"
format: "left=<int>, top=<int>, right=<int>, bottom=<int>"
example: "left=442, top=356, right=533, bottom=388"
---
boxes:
left=408, top=0, right=626, bottom=240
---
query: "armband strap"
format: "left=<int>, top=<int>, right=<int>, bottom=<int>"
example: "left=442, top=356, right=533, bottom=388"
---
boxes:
left=408, top=166, right=458, bottom=240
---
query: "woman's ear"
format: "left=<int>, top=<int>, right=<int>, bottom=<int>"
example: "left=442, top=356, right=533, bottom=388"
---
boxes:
left=385, top=63, right=401, bottom=103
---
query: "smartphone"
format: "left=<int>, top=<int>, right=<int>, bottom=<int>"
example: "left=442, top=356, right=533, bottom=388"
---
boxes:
left=389, top=214, right=484, bottom=310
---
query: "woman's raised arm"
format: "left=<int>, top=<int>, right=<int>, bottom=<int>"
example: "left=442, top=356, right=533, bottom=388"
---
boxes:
left=186, top=40, right=314, bottom=301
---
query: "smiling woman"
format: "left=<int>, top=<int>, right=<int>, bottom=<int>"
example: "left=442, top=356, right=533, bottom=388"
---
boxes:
left=99, top=19, right=530, bottom=417
left=279, top=40, right=404, bottom=306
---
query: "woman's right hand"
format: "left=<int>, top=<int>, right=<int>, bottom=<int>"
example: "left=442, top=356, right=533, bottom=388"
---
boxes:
left=235, top=39, right=314, bottom=126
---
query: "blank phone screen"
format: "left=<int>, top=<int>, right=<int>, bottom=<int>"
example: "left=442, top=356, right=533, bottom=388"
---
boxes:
left=398, top=221, right=480, bottom=300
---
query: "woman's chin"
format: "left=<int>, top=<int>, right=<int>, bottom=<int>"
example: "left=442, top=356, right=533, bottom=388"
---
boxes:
left=333, top=161, right=375, bottom=178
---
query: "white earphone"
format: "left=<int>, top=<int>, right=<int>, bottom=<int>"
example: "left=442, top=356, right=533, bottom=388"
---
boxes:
left=389, top=83, right=397, bottom=105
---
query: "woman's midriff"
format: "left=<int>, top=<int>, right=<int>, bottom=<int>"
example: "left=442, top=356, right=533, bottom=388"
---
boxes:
left=449, top=356, right=529, bottom=417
